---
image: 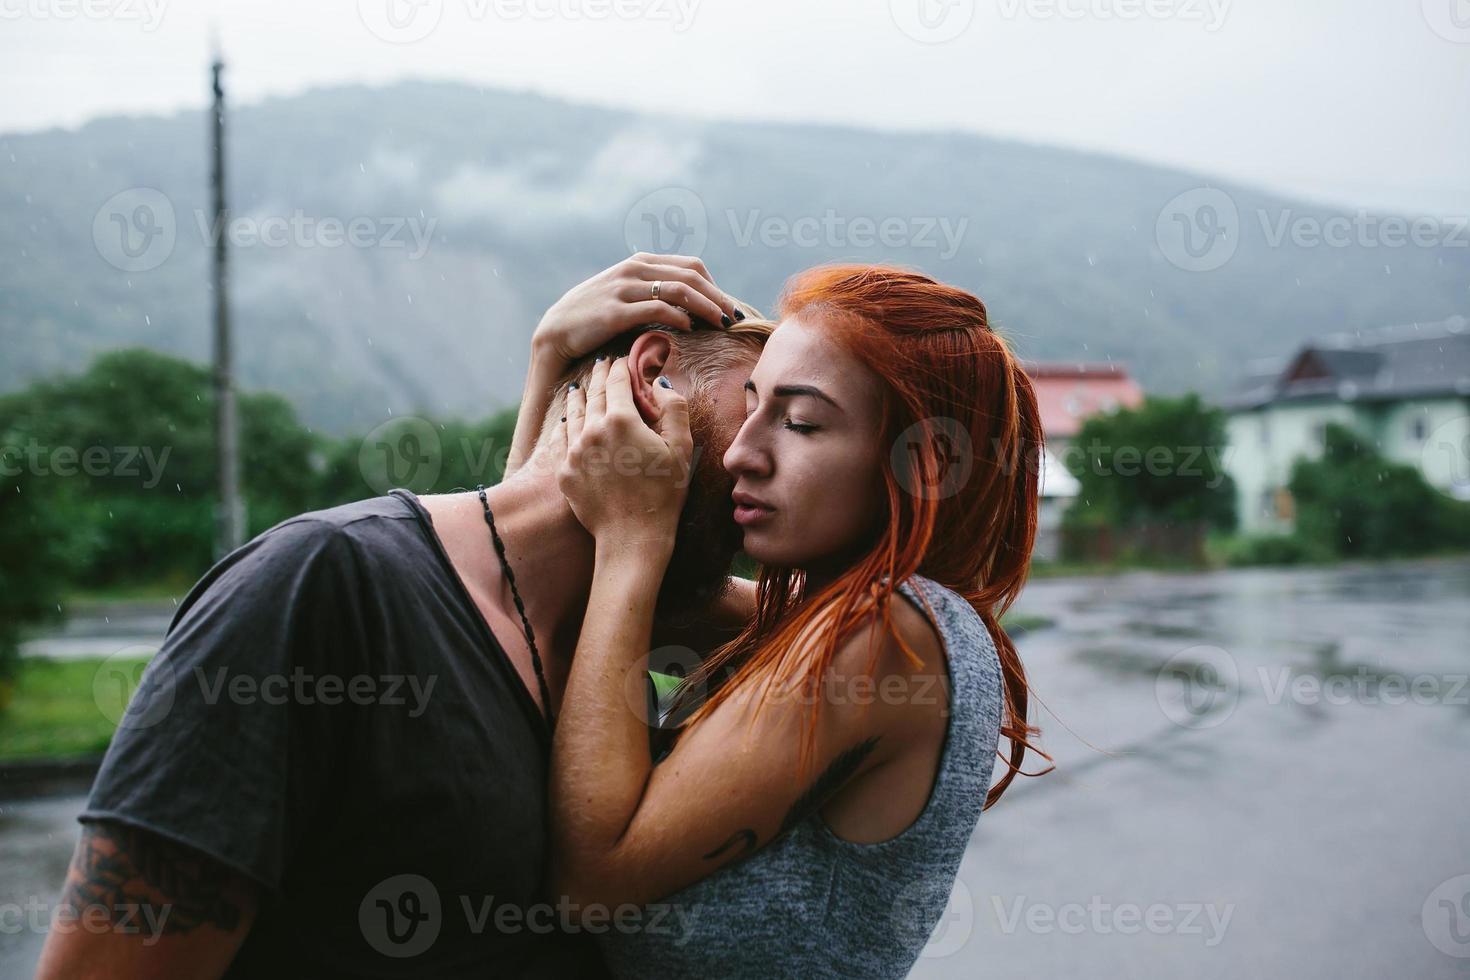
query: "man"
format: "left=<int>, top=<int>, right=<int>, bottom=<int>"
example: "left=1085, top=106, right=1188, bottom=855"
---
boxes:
left=35, top=256, right=769, bottom=978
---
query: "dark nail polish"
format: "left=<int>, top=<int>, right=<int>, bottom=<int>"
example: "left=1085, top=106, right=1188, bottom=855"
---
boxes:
left=559, top=416, right=566, bottom=423
left=568, top=381, right=580, bottom=391
left=720, top=313, right=733, bottom=328
left=732, top=309, right=746, bottom=322
left=594, top=355, right=607, bottom=363
left=656, top=376, right=673, bottom=389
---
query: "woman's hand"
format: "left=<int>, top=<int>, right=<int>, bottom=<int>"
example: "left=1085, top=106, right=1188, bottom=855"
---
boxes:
left=558, top=356, right=693, bottom=555
left=506, top=253, right=734, bottom=477
left=532, top=253, right=736, bottom=367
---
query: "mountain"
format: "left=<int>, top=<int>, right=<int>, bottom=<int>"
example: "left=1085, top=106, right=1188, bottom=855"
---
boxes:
left=3, top=80, right=1466, bottom=432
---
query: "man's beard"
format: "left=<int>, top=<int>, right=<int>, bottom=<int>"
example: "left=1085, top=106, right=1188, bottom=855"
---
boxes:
left=656, top=393, right=743, bottom=616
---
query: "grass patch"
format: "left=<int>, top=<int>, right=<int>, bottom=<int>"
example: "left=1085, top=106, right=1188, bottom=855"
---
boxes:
left=0, top=656, right=145, bottom=761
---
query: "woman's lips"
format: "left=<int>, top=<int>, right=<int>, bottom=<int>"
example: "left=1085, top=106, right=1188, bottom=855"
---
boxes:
left=733, top=503, right=775, bottom=526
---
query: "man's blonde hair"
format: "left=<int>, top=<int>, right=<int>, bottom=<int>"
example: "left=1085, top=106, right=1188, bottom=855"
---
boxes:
left=537, top=304, right=774, bottom=443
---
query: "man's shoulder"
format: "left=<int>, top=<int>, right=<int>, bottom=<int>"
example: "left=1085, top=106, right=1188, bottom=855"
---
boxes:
left=177, top=494, right=427, bottom=615
left=248, top=492, right=422, bottom=559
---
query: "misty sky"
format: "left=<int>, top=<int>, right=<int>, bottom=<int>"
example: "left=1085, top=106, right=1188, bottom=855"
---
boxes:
left=2, top=0, right=1467, bottom=216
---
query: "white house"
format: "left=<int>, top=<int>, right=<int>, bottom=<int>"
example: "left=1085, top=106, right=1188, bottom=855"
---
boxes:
left=1223, top=316, right=1470, bottom=535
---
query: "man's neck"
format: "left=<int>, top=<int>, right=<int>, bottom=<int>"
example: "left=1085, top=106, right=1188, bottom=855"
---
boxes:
left=417, top=456, right=595, bottom=716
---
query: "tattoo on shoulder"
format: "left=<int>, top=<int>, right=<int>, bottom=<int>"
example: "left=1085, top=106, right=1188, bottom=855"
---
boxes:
left=59, top=821, right=249, bottom=939
left=701, top=735, right=883, bottom=863
left=779, top=736, right=882, bottom=836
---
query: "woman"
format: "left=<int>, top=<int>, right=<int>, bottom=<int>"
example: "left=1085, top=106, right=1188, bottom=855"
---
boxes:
left=548, top=263, right=1047, bottom=978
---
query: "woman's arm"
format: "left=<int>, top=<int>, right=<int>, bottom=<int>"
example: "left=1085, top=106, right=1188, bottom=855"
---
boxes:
left=550, top=361, right=934, bottom=911
left=503, top=253, right=736, bottom=477
left=504, top=338, right=571, bottom=476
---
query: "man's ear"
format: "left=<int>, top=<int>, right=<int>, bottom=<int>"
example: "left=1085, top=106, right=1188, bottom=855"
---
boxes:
left=627, top=331, right=675, bottom=424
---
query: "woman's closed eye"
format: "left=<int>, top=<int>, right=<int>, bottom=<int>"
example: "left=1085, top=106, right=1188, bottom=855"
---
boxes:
left=783, top=419, right=818, bottom=434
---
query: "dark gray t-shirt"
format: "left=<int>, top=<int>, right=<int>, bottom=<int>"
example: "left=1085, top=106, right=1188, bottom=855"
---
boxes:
left=81, top=490, right=607, bottom=977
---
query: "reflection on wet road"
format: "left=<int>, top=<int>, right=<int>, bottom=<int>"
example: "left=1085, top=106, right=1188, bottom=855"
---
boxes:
left=912, top=557, right=1470, bottom=979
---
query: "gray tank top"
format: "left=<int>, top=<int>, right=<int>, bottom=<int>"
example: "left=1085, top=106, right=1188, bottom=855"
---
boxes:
left=599, top=573, right=1005, bottom=979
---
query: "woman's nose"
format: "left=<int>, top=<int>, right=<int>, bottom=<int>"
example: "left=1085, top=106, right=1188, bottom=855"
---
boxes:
left=723, top=417, right=771, bottom=479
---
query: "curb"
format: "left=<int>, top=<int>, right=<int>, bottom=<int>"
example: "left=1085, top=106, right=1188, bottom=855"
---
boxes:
left=0, top=755, right=103, bottom=801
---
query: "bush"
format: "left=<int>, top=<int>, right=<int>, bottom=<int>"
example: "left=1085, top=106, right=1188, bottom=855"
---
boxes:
left=1289, top=423, right=1470, bottom=559
left=1221, top=533, right=1333, bottom=567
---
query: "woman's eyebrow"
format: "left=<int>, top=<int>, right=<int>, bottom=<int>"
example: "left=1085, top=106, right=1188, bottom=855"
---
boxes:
left=744, top=380, right=842, bottom=411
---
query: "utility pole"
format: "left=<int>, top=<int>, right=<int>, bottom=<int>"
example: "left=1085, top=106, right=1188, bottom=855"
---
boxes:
left=211, top=54, right=244, bottom=556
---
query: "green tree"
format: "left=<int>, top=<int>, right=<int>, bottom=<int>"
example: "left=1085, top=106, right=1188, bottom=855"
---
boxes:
left=1063, top=394, right=1236, bottom=530
left=0, top=348, right=323, bottom=587
left=312, top=409, right=520, bottom=505
left=0, top=417, right=74, bottom=699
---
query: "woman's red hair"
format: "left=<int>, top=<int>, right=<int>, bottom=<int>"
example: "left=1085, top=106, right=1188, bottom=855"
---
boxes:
left=681, top=264, right=1051, bottom=809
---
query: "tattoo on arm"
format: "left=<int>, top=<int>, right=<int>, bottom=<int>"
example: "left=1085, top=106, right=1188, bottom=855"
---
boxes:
left=60, top=822, right=250, bottom=939
left=701, top=735, right=883, bottom=863
left=701, top=829, right=757, bottom=862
